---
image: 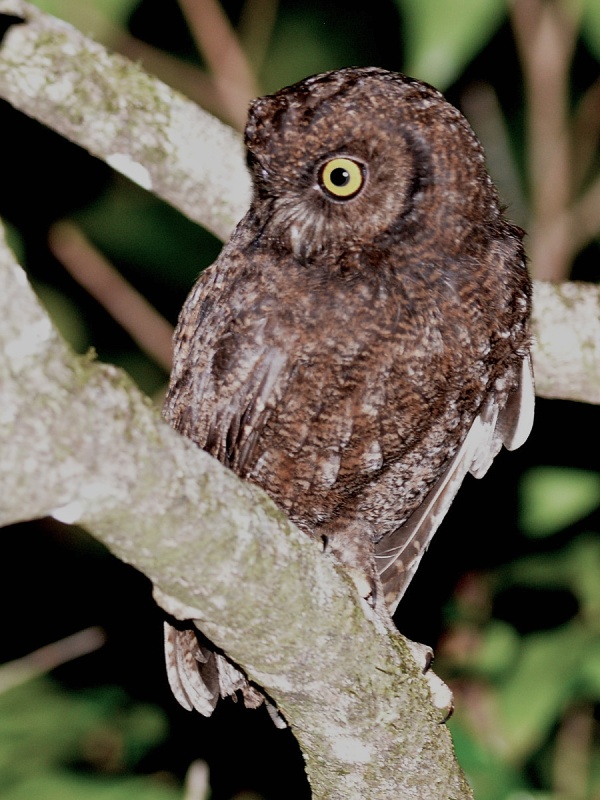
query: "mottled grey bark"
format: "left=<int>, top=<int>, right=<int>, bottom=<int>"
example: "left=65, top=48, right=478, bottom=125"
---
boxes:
left=0, top=0, right=250, bottom=241
left=0, top=224, right=473, bottom=799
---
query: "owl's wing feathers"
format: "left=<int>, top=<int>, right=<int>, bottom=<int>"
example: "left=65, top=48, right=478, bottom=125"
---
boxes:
left=166, top=266, right=294, bottom=476
left=163, top=622, right=219, bottom=715
left=494, top=352, right=536, bottom=454
left=164, top=621, right=269, bottom=717
left=377, top=352, right=534, bottom=613
left=205, top=343, right=290, bottom=473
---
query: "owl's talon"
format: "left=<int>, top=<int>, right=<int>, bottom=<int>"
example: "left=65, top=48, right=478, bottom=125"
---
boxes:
left=405, top=638, right=434, bottom=673
left=403, top=638, right=453, bottom=720
left=345, top=566, right=376, bottom=605
left=424, top=670, right=454, bottom=722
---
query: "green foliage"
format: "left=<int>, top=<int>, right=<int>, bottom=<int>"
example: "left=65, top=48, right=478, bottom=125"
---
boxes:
left=446, top=466, right=600, bottom=799
left=447, top=720, right=524, bottom=800
left=73, top=182, right=221, bottom=291
left=394, top=0, right=506, bottom=88
left=519, top=467, right=600, bottom=538
left=34, top=282, right=91, bottom=354
left=0, top=677, right=181, bottom=799
left=262, top=10, right=347, bottom=91
left=1, top=774, right=180, bottom=800
left=3, top=221, right=24, bottom=265
left=582, top=0, right=600, bottom=64
left=31, top=0, right=139, bottom=28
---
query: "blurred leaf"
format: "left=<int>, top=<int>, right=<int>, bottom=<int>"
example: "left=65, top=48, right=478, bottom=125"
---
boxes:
left=496, top=624, right=590, bottom=762
left=2, top=219, right=25, bottom=264
left=31, top=0, right=138, bottom=28
left=578, top=637, right=600, bottom=699
left=589, top=744, right=600, bottom=796
left=582, top=0, right=600, bottom=63
left=0, top=678, right=169, bottom=793
left=74, top=182, right=222, bottom=290
left=506, top=536, right=600, bottom=619
left=448, top=717, right=525, bottom=800
left=114, top=351, right=168, bottom=397
left=471, top=621, right=520, bottom=678
left=1, top=771, right=181, bottom=800
left=519, top=467, right=600, bottom=537
left=564, top=536, right=600, bottom=619
left=263, top=11, right=349, bottom=91
left=395, top=0, right=506, bottom=88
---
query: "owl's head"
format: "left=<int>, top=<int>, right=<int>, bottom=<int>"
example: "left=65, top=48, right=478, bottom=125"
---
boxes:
left=244, top=67, right=501, bottom=263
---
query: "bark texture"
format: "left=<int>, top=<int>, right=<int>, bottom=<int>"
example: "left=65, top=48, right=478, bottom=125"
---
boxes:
left=0, top=221, right=473, bottom=799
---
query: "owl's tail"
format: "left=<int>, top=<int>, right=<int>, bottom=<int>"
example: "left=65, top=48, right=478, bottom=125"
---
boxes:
left=163, top=621, right=285, bottom=726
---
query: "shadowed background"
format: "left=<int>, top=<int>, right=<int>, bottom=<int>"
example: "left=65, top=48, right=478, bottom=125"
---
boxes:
left=0, top=1, right=599, bottom=798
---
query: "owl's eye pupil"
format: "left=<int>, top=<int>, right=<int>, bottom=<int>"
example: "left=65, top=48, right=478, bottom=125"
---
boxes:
left=319, top=157, right=365, bottom=200
left=330, top=167, right=350, bottom=187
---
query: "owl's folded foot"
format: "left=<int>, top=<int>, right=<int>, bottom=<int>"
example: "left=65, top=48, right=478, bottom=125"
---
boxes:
left=405, top=637, right=453, bottom=721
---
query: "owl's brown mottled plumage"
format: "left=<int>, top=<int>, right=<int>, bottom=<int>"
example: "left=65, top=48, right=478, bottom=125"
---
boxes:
left=162, top=67, right=534, bottom=717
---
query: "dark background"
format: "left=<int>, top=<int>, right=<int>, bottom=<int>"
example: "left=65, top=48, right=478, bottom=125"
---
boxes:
left=1, top=1, right=599, bottom=798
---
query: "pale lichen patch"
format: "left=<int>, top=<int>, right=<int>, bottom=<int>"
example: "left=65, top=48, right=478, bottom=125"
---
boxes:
left=5, top=317, right=53, bottom=361
left=107, top=153, right=153, bottom=190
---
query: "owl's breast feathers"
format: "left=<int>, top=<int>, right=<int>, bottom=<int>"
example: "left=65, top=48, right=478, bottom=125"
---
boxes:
left=164, top=221, right=533, bottom=608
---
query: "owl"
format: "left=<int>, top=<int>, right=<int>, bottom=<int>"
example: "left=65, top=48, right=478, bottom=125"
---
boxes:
left=162, top=66, right=535, bottom=717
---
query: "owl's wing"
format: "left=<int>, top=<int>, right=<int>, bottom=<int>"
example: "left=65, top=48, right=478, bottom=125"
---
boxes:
left=164, top=268, right=293, bottom=476
left=202, top=342, right=290, bottom=473
left=163, top=622, right=219, bottom=715
left=164, top=622, right=269, bottom=715
left=377, top=353, right=534, bottom=613
left=163, top=274, right=306, bottom=717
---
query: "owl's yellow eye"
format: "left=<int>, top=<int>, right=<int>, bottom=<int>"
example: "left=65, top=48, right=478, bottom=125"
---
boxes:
left=319, top=158, right=365, bottom=199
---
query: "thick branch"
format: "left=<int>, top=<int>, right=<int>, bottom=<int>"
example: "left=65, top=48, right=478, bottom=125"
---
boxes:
left=0, top=0, right=251, bottom=241
left=0, top=225, right=472, bottom=798
left=531, top=281, right=600, bottom=405
left=0, top=0, right=598, bottom=407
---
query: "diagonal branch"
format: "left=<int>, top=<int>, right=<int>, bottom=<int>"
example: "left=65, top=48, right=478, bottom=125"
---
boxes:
left=0, top=0, right=251, bottom=242
left=0, top=220, right=473, bottom=799
left=0, top=0, right=598, bottom=407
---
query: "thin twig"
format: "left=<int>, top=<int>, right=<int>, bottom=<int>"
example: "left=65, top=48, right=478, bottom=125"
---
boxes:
left=178, top=0, right=259, bottom=130
left=0, top=627, right=106, bottom=693
left=238, top=0, right=279, bottom=75
left=48, top=221, right=174, bottom=372
left=511, top=0, right=580, bottom=280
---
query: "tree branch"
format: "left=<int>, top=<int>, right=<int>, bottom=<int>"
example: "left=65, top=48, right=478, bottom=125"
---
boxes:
left=0, top=0, right=597, bottom=407
left=531, top=280, right=600, bottom=405
left=0, top=0, right=250, bottom=242
left=0, top=220, right=473, bottom=798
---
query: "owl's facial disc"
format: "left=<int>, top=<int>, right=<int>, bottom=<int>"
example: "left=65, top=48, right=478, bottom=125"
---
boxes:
left=318, top=157, right=366, bottom=201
